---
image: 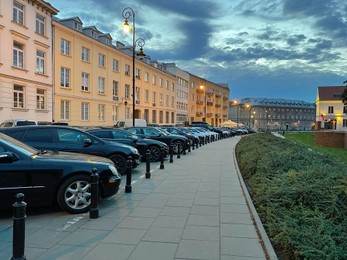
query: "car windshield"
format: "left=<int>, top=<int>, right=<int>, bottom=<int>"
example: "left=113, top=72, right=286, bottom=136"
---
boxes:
left=155, top=127, right=170, bottom=135
left=0, top=133, right=37, bottom=155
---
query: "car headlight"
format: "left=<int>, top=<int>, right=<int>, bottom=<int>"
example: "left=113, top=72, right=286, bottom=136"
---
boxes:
left=130, top=147, right=139, bottom=154
left=109, top=164, right=121, bottom=178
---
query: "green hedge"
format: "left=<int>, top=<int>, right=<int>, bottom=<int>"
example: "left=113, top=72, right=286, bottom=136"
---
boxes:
left=236, top=133, right=347, bottom=259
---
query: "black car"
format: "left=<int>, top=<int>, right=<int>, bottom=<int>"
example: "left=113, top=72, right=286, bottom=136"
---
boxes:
left=0, top=125, right=141, bottom=175
left=86, top=128, right=169, bottom=162
left=161, top=127, right=199, bottom=147
left=124, top=127, right=190, bottom=154
left=0, top=132, right=121, bottom=214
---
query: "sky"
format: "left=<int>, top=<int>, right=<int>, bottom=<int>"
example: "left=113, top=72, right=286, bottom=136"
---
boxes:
left=48, top=0, right=347, bottom=103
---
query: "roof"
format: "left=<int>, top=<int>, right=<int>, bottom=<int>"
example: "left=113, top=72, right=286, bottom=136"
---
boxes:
left=239, top=97, right=315, bottom=108
left=317, top=86, right=346, bottom=101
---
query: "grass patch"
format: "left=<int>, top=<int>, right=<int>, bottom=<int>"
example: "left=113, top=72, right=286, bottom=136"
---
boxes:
left=284, top=132, right=347, bottom=163
left=236, top=133, right=347, bottom=259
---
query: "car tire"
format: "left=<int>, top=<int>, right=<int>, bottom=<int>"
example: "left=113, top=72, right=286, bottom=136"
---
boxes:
left=172, top=140, right=184, bottom=154
left=57, top=174, right=91, bottom=214
left=110, top=154, right=127, bottom=175
left=147, top=145, right=161, bottom=161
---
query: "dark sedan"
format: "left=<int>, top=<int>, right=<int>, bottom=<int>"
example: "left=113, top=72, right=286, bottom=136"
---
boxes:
left=124, top=127, right=190, bottom=154
left=86, top=128, right=169, bottom=162
left=161, top=127, right=199, bottom=147
left=0, top=125, right=141, bottom=175
left=0, top=132, right=121, bottom=214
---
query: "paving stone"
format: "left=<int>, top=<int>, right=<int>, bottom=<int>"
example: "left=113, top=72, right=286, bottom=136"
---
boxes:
left=128, top=241, right=177, bottom=260
left=84, top=243, right=135, bottom=260
left=176, top=239, right=219, bottom=260
left=143, top=226, right=183, bottom=243
left=221, top=237, right=265, bottom=258
left=102, top=228, right=146, bottom=244
left=182, top=225, right=219, bottom=241
left=221, top=223, right=258, bottom=238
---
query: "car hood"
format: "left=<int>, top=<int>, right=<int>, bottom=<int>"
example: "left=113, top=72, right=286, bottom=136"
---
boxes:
left=142, top=138, right=167, bottom=146
left=34, top=151, right=113, bottom=165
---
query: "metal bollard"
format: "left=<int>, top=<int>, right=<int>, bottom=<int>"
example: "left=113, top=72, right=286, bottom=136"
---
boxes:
left=169, top=144, right=174, bottom=163
left=145, top=149, right=151, bottom=178
left=177, top=143, right=181, bottom=159
left=183, top=143, right=186, bottom=155
left=125, top=156, right=132, bottom=193
left=192, top=140, right=195, bottom=150
left=160, top=147, right=165, bottom=169
left=11, top=193, right=26, bottom=260
left=90, top=168, right=99, bottom=219
left=188, top=141, right=191, bottom=152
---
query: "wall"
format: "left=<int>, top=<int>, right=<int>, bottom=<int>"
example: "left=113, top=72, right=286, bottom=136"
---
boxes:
left=314, top=131, right=347, bottom=149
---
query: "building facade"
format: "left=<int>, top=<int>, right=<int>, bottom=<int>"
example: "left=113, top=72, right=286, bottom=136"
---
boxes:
left=188, top=73, right=230, bottom=126
left=316, top=86, right=347, bottom=131
left=229, top=98, right=316, bottom=131
left=162, top=63, right=189, bottom=126
left=0, top=0, right=58, bottom=123
left=53, top=17, right=177, bottom=127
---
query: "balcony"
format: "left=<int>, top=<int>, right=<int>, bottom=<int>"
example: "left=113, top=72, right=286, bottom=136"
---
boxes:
left=223, top=96, right=229, bottom=100
left=215, top=104, right=221, bottom=108
left=223, top=114, right=228, bottom=118
left=215, top=113, right=221, bottom=117
left=196, top=111, right=203, bottom=116
left=207, top=113, right=213, bottom=117
left=215, top=94, right=222, bottom=98
left=223, top=105, right=228, bottom=109
left=207, top=101, right=214, bottom=106
left=136, top=100, right=140, bottom=104
left=196, top=100, right=204, bottom=105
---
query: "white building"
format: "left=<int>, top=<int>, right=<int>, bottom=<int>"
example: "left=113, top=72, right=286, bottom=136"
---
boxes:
left=0, top=0, right=58, bottom=124
left=316, top=86, right=347, bottom=131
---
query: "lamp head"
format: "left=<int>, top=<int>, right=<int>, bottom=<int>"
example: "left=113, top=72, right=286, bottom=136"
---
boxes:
left=136, top=47, right=146, bottom=60
left=122, top=19, right=131, bottom=33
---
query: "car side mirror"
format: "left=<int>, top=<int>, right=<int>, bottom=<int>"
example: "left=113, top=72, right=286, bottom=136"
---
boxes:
left=131, top=135, right=139, bottom=142
left=0, top=152, right=17, bottom=163
left=83, top=138, right=92, bottom=147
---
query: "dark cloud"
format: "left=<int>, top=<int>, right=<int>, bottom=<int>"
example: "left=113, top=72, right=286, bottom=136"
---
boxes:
left=286, top=34, right=306, bottom=46
left=282, top=0, right=329, bottom=17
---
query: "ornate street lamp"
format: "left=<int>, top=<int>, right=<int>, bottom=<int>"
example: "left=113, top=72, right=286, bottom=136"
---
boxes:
left=199, top=84, right=207, bottom=122
left=122, top=7, right=146, bottom=127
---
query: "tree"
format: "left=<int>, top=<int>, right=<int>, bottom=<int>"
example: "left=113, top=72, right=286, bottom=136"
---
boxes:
left=341, top=80, right=347, bottom=104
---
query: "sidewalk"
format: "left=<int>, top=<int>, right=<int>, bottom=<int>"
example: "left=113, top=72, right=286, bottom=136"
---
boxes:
left=0, top=136, right=278, bottom=260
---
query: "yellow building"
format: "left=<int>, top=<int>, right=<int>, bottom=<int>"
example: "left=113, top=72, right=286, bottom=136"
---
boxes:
left=53, top=17, right=176, bottom=127
left=189, top=73, right=230, bottom=126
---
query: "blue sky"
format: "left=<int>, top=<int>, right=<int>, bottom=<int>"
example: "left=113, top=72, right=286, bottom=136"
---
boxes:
left=48, top=0, right=347, bottom=102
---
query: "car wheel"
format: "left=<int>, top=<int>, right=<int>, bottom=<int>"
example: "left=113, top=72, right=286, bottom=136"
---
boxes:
left=57, top=175, right=91, bottom=214
left=110, top=154, right=127, bottom=175
left=147, top=145, right=161, bottom=161
left=172, top=140, right=184, bottom=154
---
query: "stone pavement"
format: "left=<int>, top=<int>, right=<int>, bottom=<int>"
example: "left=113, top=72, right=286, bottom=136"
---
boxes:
left=0, top=136, right=278, bottom=260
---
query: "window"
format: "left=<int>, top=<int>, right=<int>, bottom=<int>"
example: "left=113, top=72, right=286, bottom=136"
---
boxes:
left=159, top=111, right=163, bottom=123
left=81, top=102, right=89, bottom=121
left=82, top=47, right=89, bottom=62
left=13, top=1, right=24, bottom=25
left=81, top=72, right=89, bottom=91
left=152, top=92, right=156, bottom=103
left=152, top=75, right=156, bottom=85
left=152, top=110, right=157, bottom=123
left=112, top=59, right=119, bottom=72
left=125, top=84, right=130, bottom=99
left=171, top=82, right=175, bottom=91
left=98, top=77, right=105, bottom=94
left=98, top=53, right=105, bottom=67
left=98, top=104, right=105, bottom=121
left=135, top=68, right=140, bottom=78
left=61, top=100, right=70, bottom=120
left=125, top=107, right=130, bottom=119
left=125, top=64, right=130, bottom=75
left=13, top=42, right=24, bottom=68
left=166, top=112, right=169, bottom=123
left=135, top=87, right=140, bottom=101
left=60, top=39, right=70, bottom=55
left=159, top=78, right=163, bottom=87
left=171, top=112, right=175, bottom=123
left=74, top=21, right=82, bottom=31
left=112, top=106, right=118, bottom=122
left=145, top=89, right=149, bottom=102
left=328, top=106, right=334, bottom=114
left=343, top=105, right=347, bottom=114
left=112, top=81, right=119, bottom=101
left=13, top=85, right=24, bottom=108
left=36, top=89, right=45, bottom=110
left=35, top=14, right=45, bottom=35
left=60, top=67, right=70, bottom=88
left=36, top=50, right=44, bottom=74
left=343, top=119, right=347, bottom=127
left=165, top=80, right=169, bottom=89
left=23, top=129, right=53, bottom=142
left=159, top=93, right=163, bottom=104
left=166, top=95, right=169, bottom=107
left=144, top=72, right=149, bottom=82
left=171, top=96, right=175, bottom=107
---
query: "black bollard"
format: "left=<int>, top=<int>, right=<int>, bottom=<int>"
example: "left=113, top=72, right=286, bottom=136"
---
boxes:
left=145, top=149, right=151, bottom=178
left=125, top=156, right=132, bottom=193
left=188, top=141, right=191, bottom=152
left=182, top=143, right=186, bottom=155
left=12, top=193, right=26, bottom=260
left=192, top=140, right=195, bottom=150
left=89, top=168, right=99, bottom=219
left=160, top=147, right=165, bottom=169
left=169, top=144, right=174, bottom=163
left=177, top=143, right=181, bottom=159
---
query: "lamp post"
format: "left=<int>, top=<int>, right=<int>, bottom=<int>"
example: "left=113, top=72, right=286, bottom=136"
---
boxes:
left=233, top=100, right=239, bottom=127
left=122, top=7, right=146, bottom=127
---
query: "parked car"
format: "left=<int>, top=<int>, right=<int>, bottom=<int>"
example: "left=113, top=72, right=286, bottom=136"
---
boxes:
left=161, top=127, right=199, bottom=147
left=0, top=132, right=121, bottom=214
left=124, top=127, right=190, bottom=154
left=0, top=125, right=141, bottom=175
left=0, top=119, right=37, bottom=127
left=86, top=128, right=169, bottom=162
